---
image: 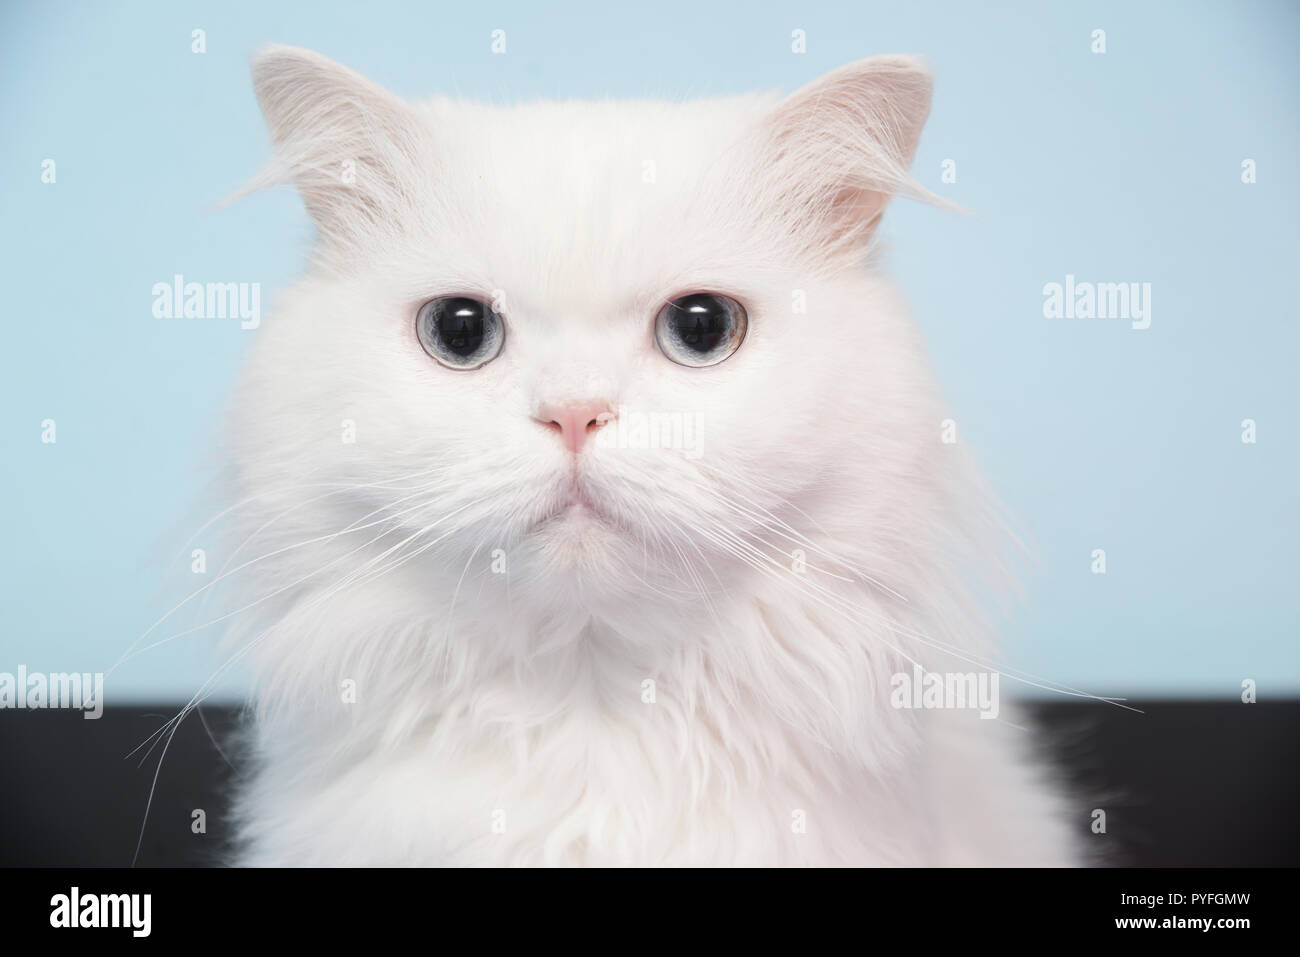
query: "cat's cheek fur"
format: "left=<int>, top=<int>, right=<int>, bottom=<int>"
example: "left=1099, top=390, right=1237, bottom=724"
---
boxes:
left=221, top=46, right=1082, bottom=866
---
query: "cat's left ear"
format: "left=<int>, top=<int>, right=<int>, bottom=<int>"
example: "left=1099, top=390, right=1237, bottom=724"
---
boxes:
left=245, top=45, right=431, bottom=249
left=751, top=56, right=938, bottom=265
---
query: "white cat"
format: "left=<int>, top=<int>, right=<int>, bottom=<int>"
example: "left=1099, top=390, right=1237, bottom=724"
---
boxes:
left=220, top=45, right=1080, bottom=865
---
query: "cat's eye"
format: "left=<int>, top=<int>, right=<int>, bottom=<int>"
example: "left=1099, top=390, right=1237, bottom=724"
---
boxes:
left=654, top=293, right=747, bottom=367
left=416, top=296, right=506, bottom=370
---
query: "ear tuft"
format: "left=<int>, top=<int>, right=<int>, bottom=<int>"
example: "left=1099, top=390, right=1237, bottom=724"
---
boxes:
left=753, top=55, right=949, bottom=266
left=241, top=45, right=430, bottom=248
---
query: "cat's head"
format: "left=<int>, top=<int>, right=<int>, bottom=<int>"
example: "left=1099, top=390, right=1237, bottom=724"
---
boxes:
left=230, top=46, right=948, bottom=620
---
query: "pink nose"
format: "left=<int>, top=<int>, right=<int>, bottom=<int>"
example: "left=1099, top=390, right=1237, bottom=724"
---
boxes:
left=535, top=401, right=615, bottom=453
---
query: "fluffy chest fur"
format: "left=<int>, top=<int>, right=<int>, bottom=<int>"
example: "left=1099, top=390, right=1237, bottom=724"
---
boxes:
left=234, top=566, right=1066, bottom=866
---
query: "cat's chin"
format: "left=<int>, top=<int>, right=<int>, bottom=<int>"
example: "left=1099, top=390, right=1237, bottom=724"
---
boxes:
left=528, top=500, right=629, bottom=569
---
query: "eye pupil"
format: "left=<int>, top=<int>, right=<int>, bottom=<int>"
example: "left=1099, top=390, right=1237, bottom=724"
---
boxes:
left=417, top=296, right=505, bottom=369
left=656, top=293, right=747, bottom=367
left=674, top=301, right=728, bottom=353
left=438, top=302, right=485, bottom=356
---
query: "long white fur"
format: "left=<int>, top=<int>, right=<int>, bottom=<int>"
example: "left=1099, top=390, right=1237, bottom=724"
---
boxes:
left=219, top=46, right=1081, bottom=865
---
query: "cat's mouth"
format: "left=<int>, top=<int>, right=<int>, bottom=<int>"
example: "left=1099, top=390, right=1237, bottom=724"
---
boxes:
left=536, top=476, right=613, bottom=528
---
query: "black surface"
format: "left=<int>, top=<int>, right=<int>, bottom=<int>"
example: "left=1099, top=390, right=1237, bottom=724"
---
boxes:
left=1, top=700, right=1296, bottom=867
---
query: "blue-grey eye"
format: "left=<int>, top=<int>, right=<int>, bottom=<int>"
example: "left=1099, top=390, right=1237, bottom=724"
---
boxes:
left=655, top=293, right=747, bottom=367
left=416, top=296, right=505, bottom=370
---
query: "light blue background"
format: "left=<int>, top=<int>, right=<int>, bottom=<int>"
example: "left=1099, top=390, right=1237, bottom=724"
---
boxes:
left=2, top=0, right=1296, bottom=702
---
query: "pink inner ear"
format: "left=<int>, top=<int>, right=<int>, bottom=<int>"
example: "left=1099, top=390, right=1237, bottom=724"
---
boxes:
left=826, top=183, right=887, bottom=247
left=750, top=56, right=938, bottom=263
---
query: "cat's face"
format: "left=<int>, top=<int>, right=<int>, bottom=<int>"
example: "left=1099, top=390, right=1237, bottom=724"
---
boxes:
left=232, top=48, right=938, bottom=613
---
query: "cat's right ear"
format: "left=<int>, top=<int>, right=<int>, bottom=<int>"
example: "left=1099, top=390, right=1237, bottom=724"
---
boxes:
left=245, top=45, right=430, bottom=248
left=747, top=55, right=948, bottom=269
